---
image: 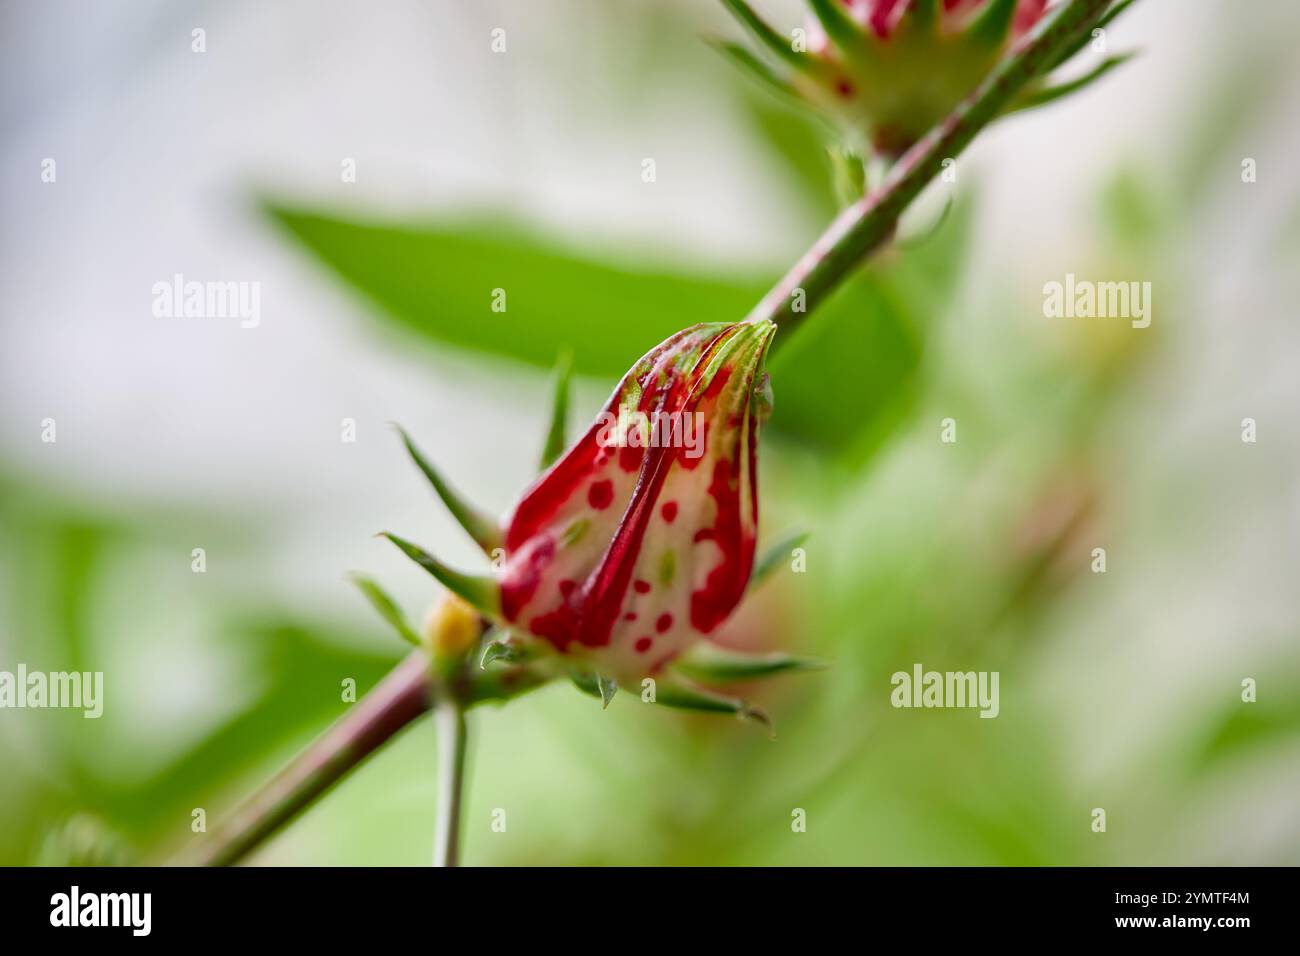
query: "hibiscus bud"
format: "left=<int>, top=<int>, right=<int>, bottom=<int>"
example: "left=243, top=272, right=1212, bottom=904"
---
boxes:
left=720, top=0, right=1130, bottom=158
left=499, top=320, right=777, bottom=685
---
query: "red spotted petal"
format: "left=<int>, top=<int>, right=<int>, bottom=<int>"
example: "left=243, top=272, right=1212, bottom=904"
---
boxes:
left=499, top=320, right=775, bottom=683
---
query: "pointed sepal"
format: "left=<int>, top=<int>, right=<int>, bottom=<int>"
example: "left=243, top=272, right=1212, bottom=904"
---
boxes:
left=479, top=631, right=536, bottom=669
left=904, top=0, right=937, bottom=32
left=539, top=350, right=573, bottom=472
left=1012, top=52, right=1136, bottom=112
left=719, top=0, right=822, bottom=77
left=570, top=670, right=618, bottom=709
left=379, top=531, right=502, bottom=620
left=748, top=529, right=809, bottom=592
left=393, top=424, right=502, bottom=555
left=672, top=644, right=827, bottom=684
left=966, top=0, right=1017, bottom=48
left=349, top=573, right=422, bottom=648
left=1049, top=0, right=1138, bottom=70
left=806, top=0, right=870, bottom=57
left=653, top=677, right=774, bottom=737
left=709, top=38, right=797, bottom=98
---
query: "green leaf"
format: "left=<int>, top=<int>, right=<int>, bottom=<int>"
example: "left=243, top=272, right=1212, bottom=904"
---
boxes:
left=767, top=272, right=922, bottom=465
left=539, top=351, right=573, bottom=472
left=263, top=202, right=764, bottom=379
left=262, top=200, right=968, bottom=465
left=349, top=574, right=422, bottom=648
left=378, top=531, right=501, bottom=619
left=393, top=424, right=502, bottom=554
left=672, top=645, right=827, bottom=683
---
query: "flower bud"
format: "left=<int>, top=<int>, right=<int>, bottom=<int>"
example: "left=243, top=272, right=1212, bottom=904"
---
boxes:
left=499, top=320, right=777, bottom=684
left=723, top=0, right=1054, bottom=156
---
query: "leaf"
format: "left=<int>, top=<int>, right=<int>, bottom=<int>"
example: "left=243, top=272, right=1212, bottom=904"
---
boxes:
left=262, top=199, right=969, bottom=465
left=263, top=202, right=764, bottom=379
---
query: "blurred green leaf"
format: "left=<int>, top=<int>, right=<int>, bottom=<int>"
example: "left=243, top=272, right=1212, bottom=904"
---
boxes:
left=263, top=197, right=967, bottom=466
left=1190, top=678, right=1300, bottom=770
left=263, top=202, right=761, bottom=379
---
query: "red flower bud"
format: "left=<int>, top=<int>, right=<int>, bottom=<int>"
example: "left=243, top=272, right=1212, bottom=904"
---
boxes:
left=499, top=320, right=776, bottom=683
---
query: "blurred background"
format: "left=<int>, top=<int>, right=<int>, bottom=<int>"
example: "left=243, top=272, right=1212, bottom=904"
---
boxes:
left=2, top=0, right=1299, bottom=865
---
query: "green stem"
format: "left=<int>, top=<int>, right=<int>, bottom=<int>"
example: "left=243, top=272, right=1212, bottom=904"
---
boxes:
left=432, top=701, right=470, bottom=867
left=748, top=0, right=1116, bottom=340
left=180, top=651, right=435, bottom=867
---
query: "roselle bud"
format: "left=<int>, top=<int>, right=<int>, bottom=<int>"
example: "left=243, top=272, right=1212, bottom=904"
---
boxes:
left=499, top=320, right=776, bottom=684
left=720, top=0, right=1130, bottom=159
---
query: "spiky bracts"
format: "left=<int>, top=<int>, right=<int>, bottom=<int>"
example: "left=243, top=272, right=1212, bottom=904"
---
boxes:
left=719, top=0, right=1134, bottom=157
left=356, top=327, right=817, bottom=727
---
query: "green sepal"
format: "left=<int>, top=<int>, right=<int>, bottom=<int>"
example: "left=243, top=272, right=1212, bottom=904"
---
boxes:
left=378, top=531, right=502, bottom=620
left=349, top=573, right=422, bottom=648
left=672, top=645, right=827, bottom=684
left=829, top=146, right=866, bottom=208
left=569, top=670, right=618, bottom=709
left=539, top=350, right=572, bottom=472
left=905, top=0, right=937, bottom=31
left=748, top=529, right=809, bottom=591
left=965, top=0, right=1017, bottom=47
left=719, top=0, right=822, bottom=77
left=466, top=663, right=555, bottom=707
left=654, top=678, right=774, bottom=737
left=480, top=637, right=521, bottom=670
left=1048, top=0, right=1137, bottom=70
left=1012, top=53, right=1136, bottom=112
left=710, top=39, right=798, bottom=99
left=806, top=0, right=869, bottom=58
left=393, top=424, right=502, bottom=555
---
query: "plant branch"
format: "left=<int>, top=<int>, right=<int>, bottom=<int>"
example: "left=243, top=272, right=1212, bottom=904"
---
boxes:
left=432, top=701, right=469, bottom=867
left=174, top=0, right=1134, bottom=870
left=747, top=0, right=1118, bottom=340
left=179, top=651, right=435, bottom=867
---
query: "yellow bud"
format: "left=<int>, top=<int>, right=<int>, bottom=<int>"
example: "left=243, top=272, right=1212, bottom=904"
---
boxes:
left=423, top=593, right=482, bottom=663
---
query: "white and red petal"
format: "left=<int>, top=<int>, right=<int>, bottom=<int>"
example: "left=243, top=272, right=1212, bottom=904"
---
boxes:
left=498, top=320, right=775, bottom=683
